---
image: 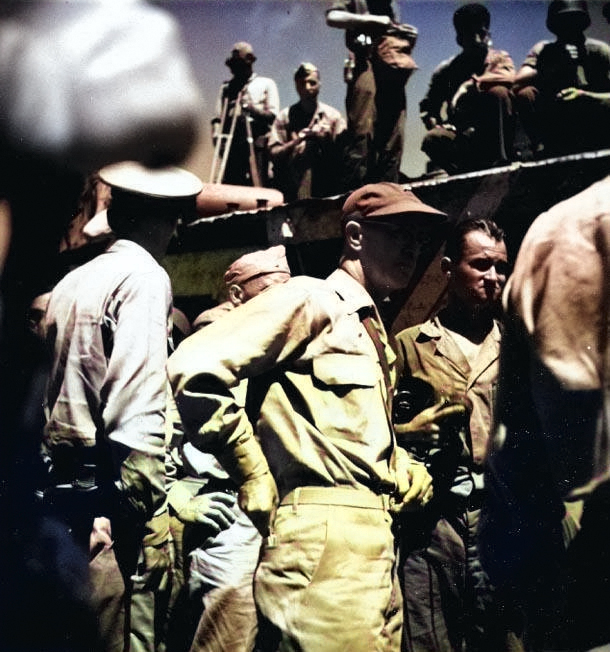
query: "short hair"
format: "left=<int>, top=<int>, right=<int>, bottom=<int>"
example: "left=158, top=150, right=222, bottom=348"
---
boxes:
left=294, top=62, right=319, bottom=82
left=106, top=190, right=195, bottom=237
left=453, top=3, right=490, bottom=35
left=444, top=218, right=504, bottom=262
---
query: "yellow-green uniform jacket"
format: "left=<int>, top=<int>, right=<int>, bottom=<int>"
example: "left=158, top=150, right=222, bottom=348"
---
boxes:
left=168, top=269, right=400, bottom=499
left=394, top=315, right=501, bottom=471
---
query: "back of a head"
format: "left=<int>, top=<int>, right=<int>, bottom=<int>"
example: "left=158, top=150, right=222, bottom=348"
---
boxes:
left=546, top=0, right=590, bottom=35
left=453, top=3, right=490, bottom=40
left=100, top=161, right=202, bottom=238
left=224, top=245, right=291, bottom=291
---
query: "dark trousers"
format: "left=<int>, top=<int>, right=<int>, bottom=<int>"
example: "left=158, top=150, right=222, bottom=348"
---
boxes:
left=42, top=487, right=143, bottom=652
left=515, top=85, right=610, bottom=157
left=343, top=58, right=407, bottom=189
left=422, top=85, right=515, bottom=174
left=399, top=505, right=524, bottom=652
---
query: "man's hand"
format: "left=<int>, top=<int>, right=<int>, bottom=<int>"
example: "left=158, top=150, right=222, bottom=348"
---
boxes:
left=557, top=87, right=583, bottom=102
left=89, top=516, right=113, bottom=559
left=307, top=123, right=331, bottom=140
left=395, top=399, right=468, bottom=448
left=391, top=447, right=433, bottom=513
left=238, top=471, right=278, bottom=538
left=135, top=510, right=173, bottom=592
left=174, top=490, right=237, bottom=531
left=140, top=540, right=173, bottom=592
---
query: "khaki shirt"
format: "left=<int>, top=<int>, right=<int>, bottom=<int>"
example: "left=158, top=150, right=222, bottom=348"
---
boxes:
left=44, top=239, right=170, bottom=517
left=394, top=315, right=501, bottom=469
left=503, top=174, right=610, bottom=495
left=168, top=268, right=398, bottom=498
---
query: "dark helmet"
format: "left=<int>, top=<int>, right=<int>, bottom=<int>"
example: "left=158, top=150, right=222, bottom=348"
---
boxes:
left=453, top=3, right=490, bottom=37
left=546, top=0, right=590, bottom=34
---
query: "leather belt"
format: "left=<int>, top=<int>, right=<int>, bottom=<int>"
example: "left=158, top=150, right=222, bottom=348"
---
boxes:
left=280, top=486, right=390, bottom=511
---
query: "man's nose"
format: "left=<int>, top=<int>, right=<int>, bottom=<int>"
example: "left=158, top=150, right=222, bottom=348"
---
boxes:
left=484, top=265, right=499, bottom=281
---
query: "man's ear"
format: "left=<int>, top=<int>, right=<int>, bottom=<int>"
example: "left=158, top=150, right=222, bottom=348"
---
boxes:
left=440, top=256, right=453, bottom=278
left=343, top=220, right=364, bottom=254
left=228, top=284, right=245, bottom=306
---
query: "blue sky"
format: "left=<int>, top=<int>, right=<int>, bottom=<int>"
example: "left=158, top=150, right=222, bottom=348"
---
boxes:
left=164, top=0, right=610, bottom=179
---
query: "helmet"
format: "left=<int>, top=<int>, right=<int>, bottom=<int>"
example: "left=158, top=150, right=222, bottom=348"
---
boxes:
left=546, top=0, right=590, bottom=35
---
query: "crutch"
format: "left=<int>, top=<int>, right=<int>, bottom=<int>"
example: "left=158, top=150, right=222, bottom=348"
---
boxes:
left=243, top=110, right=262, bottom=187
left=209, top=93, right=241, bottom=184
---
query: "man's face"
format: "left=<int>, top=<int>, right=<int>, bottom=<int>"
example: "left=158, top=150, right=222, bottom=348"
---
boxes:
left=359, top=216, right=434, bottom=295
left=448, top=230, right=508, bottom=310
left=295, top=72, right=320, bottom=102
left=228, top=57, right=252, bottom=77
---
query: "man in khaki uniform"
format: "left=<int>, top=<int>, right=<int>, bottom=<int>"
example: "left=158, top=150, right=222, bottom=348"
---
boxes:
left=168, top=182, right=444, bottom=652
left=393, top=219, right=520, bottom=652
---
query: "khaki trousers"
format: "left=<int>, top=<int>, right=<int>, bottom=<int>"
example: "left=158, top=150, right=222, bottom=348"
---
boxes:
left=254, top=490, right=402, bottom=652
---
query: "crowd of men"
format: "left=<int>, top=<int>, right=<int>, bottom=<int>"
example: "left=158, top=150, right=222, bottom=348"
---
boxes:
left=2, top=2, right=610, bottom=652
left=212, top=0, right=610, bottom=191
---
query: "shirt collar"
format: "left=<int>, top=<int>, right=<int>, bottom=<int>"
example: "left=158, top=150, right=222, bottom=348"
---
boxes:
left=107, top=238, right=159, bottom=264
left=419, top=314, right=501, bottom=343
left=326, top=268, right=375, bottom=315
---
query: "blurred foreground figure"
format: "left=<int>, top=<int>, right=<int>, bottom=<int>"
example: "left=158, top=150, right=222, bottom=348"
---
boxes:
left=169, top=183, right=444, bottom=652
left=0, top=0, right=203, bottom=440
left=481, top=176, right=610, bottom=651
left=0, top=4, right=202, bottom=651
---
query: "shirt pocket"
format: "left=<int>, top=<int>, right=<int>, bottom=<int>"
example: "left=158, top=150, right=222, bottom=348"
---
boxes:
left=312, top=353, right=379, bottom=389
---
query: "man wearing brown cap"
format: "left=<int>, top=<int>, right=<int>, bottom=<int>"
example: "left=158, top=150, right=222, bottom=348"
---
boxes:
left=211, top=42, right=280, bottom=187
left=42, top=161, right=202, bottom=651
left=168, top=182, right=445, bottom=652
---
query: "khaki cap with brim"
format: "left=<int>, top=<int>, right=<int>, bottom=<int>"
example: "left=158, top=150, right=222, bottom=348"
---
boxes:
left=342, top=182, right=447, bottom=223
left=224, top=245, right=291, bottom=286
left=99, top=161, right=203, bottom=199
